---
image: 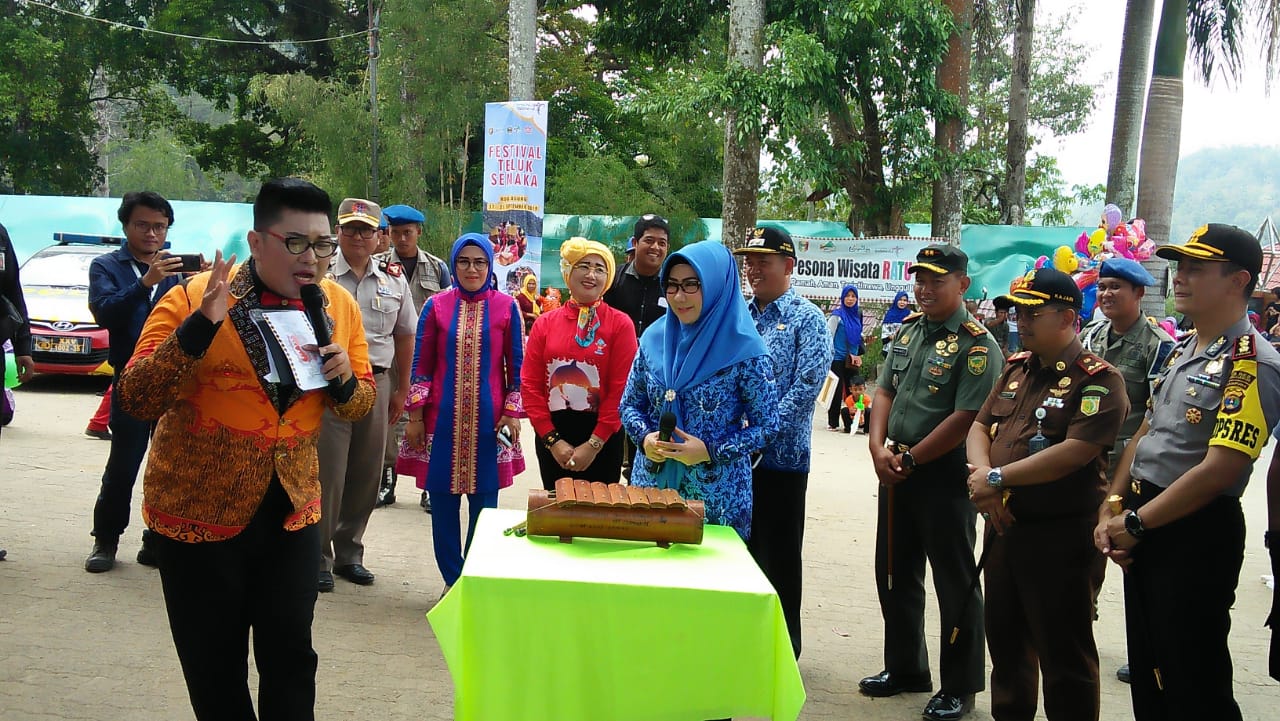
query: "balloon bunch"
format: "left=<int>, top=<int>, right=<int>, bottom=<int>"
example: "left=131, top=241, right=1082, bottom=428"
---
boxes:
left=1023, top=204, right=1154, bottom=318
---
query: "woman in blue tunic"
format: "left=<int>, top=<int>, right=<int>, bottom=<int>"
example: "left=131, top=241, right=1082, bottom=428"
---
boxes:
left=619, top=240, right=779, bottom=539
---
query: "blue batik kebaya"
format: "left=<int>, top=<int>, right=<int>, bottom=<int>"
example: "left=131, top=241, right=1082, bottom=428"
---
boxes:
left=619, top=240, right=778, bottom=539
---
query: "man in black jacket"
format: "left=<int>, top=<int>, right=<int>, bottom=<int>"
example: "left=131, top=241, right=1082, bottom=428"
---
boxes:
left=1, top=221, right=36, bottom=560
left=603, top=213, right=669, bottom=339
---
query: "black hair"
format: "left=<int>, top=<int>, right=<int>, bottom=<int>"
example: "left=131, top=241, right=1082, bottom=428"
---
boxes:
left=1222, top=261, right=1258, bottom=298
left=848, top=375, right=867, bottom=386
left=117, top=191, right=175, bottom=228
left=253, top=178, right=332, bottom=230
left=633, top=213, right=671, bottom=240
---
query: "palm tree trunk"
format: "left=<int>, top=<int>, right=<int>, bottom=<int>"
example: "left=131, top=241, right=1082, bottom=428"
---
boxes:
left=1105, top=0, right=1156, bottom=216
left=1000, top=0, right=1034, bottom=226
left=1135, top=0, right=1186, bottom=317
left=932, top=0, right=973, bottom=242
left=722, top=0, right=764, bottom=250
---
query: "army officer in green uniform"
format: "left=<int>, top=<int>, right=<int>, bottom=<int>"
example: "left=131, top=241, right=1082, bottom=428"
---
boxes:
left=1096, top=224, right=1280, bottom=721
left=967, top=268, right=1128, bottom=720
left=863, top=244, right=1002, bottom=721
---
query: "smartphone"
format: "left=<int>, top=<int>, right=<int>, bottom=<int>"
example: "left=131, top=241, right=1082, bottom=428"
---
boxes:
left=176, top=254, right=203, bottom=272
left=497, top=425, right=514, bottom=449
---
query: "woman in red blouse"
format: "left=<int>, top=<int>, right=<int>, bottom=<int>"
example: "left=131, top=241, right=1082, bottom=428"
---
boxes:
left=521, top=237, right=638, bottom=488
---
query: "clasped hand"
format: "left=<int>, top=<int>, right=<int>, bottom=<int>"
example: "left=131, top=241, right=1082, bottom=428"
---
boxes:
left=965, top=464, right=1016, bottom=534
left=642, top=427, right=710, bottom=466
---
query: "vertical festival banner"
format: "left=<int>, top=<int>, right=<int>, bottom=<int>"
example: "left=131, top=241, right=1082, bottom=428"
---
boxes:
left=483, top=101, right=548, bottom=298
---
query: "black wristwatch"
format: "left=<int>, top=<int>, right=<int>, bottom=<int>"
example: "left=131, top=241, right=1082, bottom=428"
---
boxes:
left=900, top=450, right=916, bottom=472
left=1124, top=510, right=1146, bottom=539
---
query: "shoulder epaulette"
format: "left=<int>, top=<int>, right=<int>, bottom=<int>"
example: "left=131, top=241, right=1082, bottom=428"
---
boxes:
left=380, top=259, right=404, bottom=278
left=1232, top=334, right=1257, bottom=360
left=1008, top=351, right=1033, bottom=362
left=902, top=311, right=924, bottom=323
left=1077, top=352, right=1110, bottom=376
left=963, top=319, right=987, bottom=337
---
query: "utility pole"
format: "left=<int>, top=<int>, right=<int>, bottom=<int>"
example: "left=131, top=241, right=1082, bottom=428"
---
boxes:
left=368, top=0, right=381, bottom=202
left=509, top=0, right=536, bottom=100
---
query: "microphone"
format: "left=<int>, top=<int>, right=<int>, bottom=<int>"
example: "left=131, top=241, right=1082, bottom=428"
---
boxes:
left=658, top=411, right=676, bottom=443
left=300, top=283, right=342, bottom=391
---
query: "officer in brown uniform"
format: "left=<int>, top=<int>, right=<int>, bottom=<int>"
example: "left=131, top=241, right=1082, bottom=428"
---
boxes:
left=967, top=268, right=1128, bottom=720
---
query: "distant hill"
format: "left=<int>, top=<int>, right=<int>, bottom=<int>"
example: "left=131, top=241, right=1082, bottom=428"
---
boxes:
left=1168, top=146, right=1280, bottom=244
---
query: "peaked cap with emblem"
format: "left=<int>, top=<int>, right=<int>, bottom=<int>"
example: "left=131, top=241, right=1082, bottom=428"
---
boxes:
left=1155, top=223, right=1262, bottom=279
left=994, top=268, right=1082, bottom=310
left=908, top=244, right=967, bottom=276
left=337, top=197, right=382, bottom=227
left=731, top=226, right=796, bottom=259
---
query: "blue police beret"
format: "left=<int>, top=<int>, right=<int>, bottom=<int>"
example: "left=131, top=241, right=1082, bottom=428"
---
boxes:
left=1099, top=258, right=1156, bottom=286
left=382, top=204, right=426, bottom=225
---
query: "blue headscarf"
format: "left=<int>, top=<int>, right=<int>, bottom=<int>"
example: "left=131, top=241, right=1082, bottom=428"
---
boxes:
left=639, top=241, right=767, bottom=488
left=882, top=290, right=912, bottom=325
left=449, top=232, right=496, bottom=298
left=832, top=283, right=863, bottom=351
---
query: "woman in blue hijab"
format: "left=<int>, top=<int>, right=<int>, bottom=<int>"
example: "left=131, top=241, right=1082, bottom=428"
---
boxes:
left=880, top=290, right=913, bottom=355
left=827, top=283, right=866, bottom=431
left=619, top=241, right=779, bottom=539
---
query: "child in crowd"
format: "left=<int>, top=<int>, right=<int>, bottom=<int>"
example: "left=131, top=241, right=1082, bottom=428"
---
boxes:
left=840, top=374, right=872, bottom=434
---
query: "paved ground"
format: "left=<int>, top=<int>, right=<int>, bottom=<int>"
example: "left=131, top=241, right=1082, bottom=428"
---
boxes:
left=1, top=374, right=1276, bottom=720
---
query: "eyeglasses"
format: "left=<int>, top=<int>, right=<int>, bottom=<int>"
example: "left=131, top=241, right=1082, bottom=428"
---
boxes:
left=455, top=258, right=490, bottom=270
left=338, top=224, right=377, bottom=240
left=664, top=278, right=702, bottom=295
left=260, top=229, right=339, bottom=258
left=129, top=220, right=169, bottom=236
left=1013, top=306, right=1062, bottom=323
left=572, top=262, right=609, bottom=276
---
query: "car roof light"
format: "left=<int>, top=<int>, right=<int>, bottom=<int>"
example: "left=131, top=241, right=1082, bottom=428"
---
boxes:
left=54, top=233, right=124, bottom=246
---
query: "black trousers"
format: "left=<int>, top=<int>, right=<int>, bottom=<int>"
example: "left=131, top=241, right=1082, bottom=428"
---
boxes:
left=825, top=360, right=852, bottom=429
left=1125, top=481, right=1244, bottom=721
left=747, top=467, right=808, bottom=658
left=535, top=410, right=623, bottom=489
left=986, top=515, right=1105, bottom=720
left=155, top=480, right=319, bottom=721
left=92, top=370, right=152, bottom=539
left=874, top=447, right=985, bottom=695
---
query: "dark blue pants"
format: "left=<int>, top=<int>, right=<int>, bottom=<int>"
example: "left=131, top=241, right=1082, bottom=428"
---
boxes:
left=91, top=371, right=152, bottom=539
left=428, top=490, right=498, bottom=587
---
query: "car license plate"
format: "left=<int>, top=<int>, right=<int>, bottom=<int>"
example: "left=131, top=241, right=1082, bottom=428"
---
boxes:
left=34, top=335, right=91, bottom=355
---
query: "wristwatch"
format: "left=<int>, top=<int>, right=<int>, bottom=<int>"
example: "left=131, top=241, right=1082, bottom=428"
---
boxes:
left=586, top=436, right=604, bottom=450
left=900, top=450, right=916, bottom=472
left=986, top=467, right=1004, bottom=489
left=1124, top=509, right=1146, bottom=539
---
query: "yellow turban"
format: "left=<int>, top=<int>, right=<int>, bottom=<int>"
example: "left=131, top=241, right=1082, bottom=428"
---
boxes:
left=559, top=237, right=616, bottom=289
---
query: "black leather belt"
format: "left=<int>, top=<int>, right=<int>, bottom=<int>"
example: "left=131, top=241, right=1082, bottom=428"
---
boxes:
left=372, top=366, right=387, bottom=375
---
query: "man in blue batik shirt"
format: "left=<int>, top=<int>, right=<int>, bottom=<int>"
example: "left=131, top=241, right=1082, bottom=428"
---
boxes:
left=734, top=226, right=830, bottom=658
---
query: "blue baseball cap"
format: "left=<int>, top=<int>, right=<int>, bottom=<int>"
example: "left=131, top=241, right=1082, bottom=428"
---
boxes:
left=1099, top=258, right=1156, bottom=287
left=382, top=204, right=426, bottom=226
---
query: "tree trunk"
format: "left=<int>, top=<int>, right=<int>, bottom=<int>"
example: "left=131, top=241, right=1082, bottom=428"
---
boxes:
left=1135, top=0, right=1186, bottom=318
left=931, top=0, right=973, bottom=243
left=508, top=0, right=536, bottom=101
left=1000, top=0, right=1034, bottom=226
left=721, top=0, right=764, bottom=250
left=1105, top=0, right=1156, bottom=216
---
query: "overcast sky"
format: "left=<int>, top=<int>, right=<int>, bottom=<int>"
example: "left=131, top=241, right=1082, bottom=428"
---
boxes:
left=1049, top=1, right=1280, bottom=186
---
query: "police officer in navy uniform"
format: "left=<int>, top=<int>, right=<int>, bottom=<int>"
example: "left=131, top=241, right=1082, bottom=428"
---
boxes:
left=863, top=244, right=1002, bottom=721
left=1095, top=224, right=1280, bottom=720
left=967, top=268, right=1128, bottom=720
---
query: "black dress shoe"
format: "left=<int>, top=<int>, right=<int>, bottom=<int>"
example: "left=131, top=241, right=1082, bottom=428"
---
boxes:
left=84, top=428, right=112, bottom=441
left=922, top=691, right=975, bottom=721
left=420, top=491, right=432, bottom=514
left=375, top=467, right=396, bottom=508
left=334, top=563, right=375, bottom=585
left=135, top=530, right=160, bottom=567
left=84, top=537, right=119, bottom=573
left=1116, top=663, right=1131, bottom=683
left=858, top=670, right=932, bottom=697
left=318, top=571, right=335, bottom=593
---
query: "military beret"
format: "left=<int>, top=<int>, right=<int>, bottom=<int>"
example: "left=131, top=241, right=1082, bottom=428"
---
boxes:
left=382, top=204, right=426, bottom=226
left=1099, top=257, right=1156, bottom=286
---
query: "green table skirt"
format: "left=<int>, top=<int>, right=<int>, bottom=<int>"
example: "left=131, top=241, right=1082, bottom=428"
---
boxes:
left=428, top=508, right=806, bottom=721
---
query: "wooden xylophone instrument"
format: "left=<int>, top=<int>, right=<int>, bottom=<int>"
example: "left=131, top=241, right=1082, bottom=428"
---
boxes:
left=518, top=478, right=705, bottom=547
